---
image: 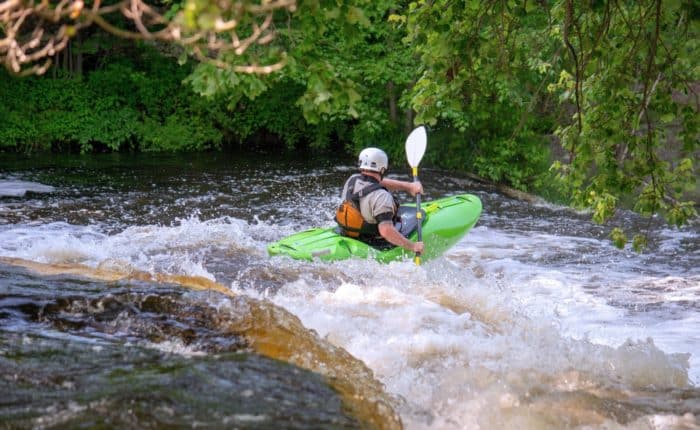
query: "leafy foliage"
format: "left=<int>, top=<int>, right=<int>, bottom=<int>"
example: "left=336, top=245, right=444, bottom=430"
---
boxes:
left=1, top=0, right=697, bottom=243
left=184, top=0, right=419, bottom=154
left=0, top=44, right=223, bottom=152
left=397, top=0, right=698, bottom=239
left=548, top=0, right=699, bottom=241
left=392, top=1, right=559, bottom=191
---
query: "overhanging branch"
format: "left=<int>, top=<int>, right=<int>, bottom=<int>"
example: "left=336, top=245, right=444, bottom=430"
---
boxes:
left=0, top=0, right=297, bottom=75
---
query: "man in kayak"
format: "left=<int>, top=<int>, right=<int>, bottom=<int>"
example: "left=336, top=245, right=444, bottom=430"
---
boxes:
left=335, top=147, right=425, bottom=254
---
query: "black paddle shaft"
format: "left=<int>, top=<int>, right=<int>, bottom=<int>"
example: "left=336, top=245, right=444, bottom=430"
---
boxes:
left=414, top=173, right=422, bottom=256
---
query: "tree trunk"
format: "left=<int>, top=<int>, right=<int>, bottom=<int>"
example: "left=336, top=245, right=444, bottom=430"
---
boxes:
left=405, top=109, right=414, bottom=134
left=387, top=81, right=398, bottom=125
left=74, top=45, right=83, bottom=77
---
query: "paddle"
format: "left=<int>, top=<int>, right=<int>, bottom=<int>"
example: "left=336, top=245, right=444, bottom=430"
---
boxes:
left=405, top=126, right=427, bottom=265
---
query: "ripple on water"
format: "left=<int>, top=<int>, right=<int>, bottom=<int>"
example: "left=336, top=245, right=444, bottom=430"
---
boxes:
left=1, top=154, right=698, bottom=429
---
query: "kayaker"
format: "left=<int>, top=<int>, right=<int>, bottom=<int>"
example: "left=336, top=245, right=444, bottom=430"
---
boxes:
left=335, top=147, right=424, bottom=254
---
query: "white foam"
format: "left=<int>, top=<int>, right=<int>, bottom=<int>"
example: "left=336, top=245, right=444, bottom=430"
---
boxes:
left=250, top=217, right=699, bottom=429
left=142, top=339, right=207, bottom=357
left=2, top=200, right=697, bottom=429
left=0, top=180, right=55, bottom=197
left=0, top=215, right=267, bottom=279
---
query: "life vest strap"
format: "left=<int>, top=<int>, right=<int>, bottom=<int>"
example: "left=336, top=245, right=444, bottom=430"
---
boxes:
left=336, top=174, right=398, bottom=240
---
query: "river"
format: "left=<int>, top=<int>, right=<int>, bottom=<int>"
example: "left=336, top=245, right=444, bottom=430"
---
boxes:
left=1, top=152, right=698, bottom=429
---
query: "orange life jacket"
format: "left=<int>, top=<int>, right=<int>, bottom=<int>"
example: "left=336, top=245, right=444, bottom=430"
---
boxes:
left=335, top=175, right=397, bottom=238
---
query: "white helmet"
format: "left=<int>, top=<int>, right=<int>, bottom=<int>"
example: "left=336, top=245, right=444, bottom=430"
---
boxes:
left=358, top=147, right=388, bottom=173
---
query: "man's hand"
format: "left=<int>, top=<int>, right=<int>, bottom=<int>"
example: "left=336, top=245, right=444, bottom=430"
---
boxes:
left=407, top=181, right=423, bottom=197
left=378, top=222, right=425, bottom=255
left=411, top=241, right=424, bottom=254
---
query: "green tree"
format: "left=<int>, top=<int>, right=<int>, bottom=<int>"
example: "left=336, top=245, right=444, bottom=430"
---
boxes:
left=398, top=0, right=698, bottom=244
left=399, top=1, right=558, bottom=191
left=550, top=0, right=698, bottom=247
left=184, top=1, right=418, bottom=155
left=0, top=43, right=225, bottom=153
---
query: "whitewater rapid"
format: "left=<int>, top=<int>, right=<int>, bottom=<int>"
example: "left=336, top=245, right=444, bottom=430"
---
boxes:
left=1, top=162, right=698, bottom=429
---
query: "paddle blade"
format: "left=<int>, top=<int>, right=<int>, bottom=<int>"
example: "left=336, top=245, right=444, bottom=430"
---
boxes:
left=405, top=126, right=427, bottom=168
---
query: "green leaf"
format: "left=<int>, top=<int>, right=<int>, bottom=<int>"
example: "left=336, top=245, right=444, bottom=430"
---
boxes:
left=610, top=228, right=627, bottom=249
left=346, top=6, right=371, bottom=27
left=632, top=234, right=648, bottom=252
left=660, top=113, right=675, bottom=123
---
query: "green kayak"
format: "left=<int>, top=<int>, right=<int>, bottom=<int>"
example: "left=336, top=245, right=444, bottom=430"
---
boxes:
left=267, top=193, right=482, bottom=263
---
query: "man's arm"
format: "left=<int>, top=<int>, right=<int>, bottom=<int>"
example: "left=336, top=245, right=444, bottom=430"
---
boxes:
left=380, top=178, right=423, bottom=196
left=378, top=222, right=424, bottom=254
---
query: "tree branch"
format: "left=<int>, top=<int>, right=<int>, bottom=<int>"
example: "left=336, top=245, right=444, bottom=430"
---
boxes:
left=1, top=0, right=297, bottom=75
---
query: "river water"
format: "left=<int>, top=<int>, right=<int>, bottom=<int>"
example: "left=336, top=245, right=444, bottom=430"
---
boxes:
left=0, top=152, right=698, bottom=429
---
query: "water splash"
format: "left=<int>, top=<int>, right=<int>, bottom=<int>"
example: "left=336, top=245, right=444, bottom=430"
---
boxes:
left=0, top=179, right=55, bottom=197
left=255, top=257, right=697, bottom=430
